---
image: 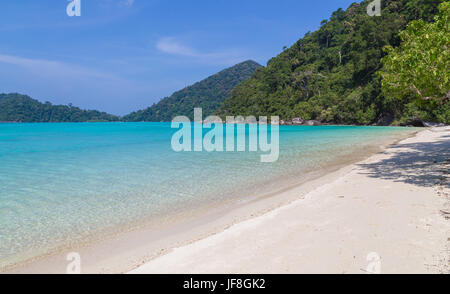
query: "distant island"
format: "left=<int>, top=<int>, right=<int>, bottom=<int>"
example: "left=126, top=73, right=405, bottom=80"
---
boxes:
left=122, top=60, right=262, bottom=122
left=0, top=93, right=119, bottom=123
left=0, top=60, right=262, bottom=123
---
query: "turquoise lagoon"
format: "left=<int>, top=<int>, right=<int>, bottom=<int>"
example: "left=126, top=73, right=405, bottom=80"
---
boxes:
left=0, top=123, right=414, bottom=269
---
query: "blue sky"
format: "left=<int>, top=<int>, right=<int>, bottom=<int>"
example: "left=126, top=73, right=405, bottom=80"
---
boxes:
left=0, top=0, right=357, bottom=115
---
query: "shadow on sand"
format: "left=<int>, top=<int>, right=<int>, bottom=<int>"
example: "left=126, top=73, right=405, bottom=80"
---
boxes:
left=358, top=134, right=450, bottom=188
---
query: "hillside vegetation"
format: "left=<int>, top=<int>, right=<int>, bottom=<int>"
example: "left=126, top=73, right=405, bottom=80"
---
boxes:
left=122, top=60, right=262, bottom=122
left=218, top=0, right=449, bottom=125
left=379, top=1, right=449, bottom=124
left=0, top=93, right=119, bottom=122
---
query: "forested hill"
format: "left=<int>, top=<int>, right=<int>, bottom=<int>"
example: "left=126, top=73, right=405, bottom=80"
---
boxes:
left=218, top=0, right=448, bottom=125
left=122, top=60, right=262, bottom=122
left=0, top=93, right=119, bottom=122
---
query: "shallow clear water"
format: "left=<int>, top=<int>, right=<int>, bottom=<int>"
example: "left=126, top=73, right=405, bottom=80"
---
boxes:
left=0, top=123, right=413, bottom=268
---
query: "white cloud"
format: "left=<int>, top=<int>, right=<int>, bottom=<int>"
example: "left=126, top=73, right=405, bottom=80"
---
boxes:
left=99, top=0, right=135, bottom=8
left=156, top=37, right=198, bottom=57
left=120, top=0, right=135, bottom=7
left=155, top=37, right=247, bottom=65
left=0, top=53, right=121, bottom=81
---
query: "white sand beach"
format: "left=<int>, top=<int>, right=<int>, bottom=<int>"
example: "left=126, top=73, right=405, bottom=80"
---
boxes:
left=130, top=127, right=449, bottom=274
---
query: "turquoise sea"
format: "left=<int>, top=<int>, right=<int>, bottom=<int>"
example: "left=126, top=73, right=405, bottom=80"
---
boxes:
left=0, top=123, right=414, bottom=269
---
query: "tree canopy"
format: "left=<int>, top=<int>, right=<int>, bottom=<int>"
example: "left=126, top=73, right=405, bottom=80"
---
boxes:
left=122, top=60, right=262, bottom=122
left=217, top=0, right=448, bottom=125
left=0, top=93, right=119, bottom=122
left=379, top=1, right=449, bottom=123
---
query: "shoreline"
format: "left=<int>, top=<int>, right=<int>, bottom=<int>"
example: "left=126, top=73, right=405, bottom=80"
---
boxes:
left=129, top=127, right=449, bottom=274
left=3, top=148, right=387, bottom=273
left=4, top=128, right=444, bottom=274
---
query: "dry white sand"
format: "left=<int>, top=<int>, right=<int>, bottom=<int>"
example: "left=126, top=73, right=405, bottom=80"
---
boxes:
left=130, top=127, right=449, bottom=274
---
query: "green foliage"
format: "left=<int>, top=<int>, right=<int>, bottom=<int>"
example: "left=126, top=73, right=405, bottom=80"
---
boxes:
left=379, top=1, right=449, bottom=123
left=0, top=93, right=119, bottom=122
left=218, top=0, right=445, bottom=125
left=122, top=60, right=262, bottom=122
